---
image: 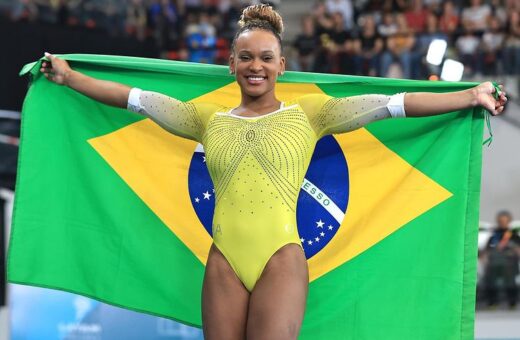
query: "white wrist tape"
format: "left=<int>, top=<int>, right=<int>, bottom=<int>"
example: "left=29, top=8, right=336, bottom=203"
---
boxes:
left=127, top=87, right=145, bottom=114
left=386, top=92, right=406, bottom=118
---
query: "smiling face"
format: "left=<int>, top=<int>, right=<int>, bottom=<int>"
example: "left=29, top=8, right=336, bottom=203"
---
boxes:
left=229, top=29, right=286, bottom=99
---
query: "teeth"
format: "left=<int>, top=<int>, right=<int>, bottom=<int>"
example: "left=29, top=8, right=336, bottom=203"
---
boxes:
left=248, top=77, right=265, bottom=81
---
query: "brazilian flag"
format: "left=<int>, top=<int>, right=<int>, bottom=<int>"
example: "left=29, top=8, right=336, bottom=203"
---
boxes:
left=8, top=54, right=485, bottom=339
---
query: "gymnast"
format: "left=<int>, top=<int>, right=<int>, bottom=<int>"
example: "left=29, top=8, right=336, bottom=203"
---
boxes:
left=40, top=4, right=506, bottom=340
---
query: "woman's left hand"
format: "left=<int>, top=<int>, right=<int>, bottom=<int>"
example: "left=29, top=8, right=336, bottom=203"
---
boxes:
left=474, top=81, right=508, bottom=116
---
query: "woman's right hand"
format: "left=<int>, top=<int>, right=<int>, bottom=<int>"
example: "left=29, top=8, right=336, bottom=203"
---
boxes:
left=40, top=52, right=73, bottom=86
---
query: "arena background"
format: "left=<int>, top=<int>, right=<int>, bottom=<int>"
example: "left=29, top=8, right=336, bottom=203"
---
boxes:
left=0, top=0, right=519, bottom=339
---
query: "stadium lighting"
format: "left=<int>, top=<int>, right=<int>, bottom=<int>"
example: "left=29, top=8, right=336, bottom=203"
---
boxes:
left=426, top=39, right=447, bottom=66
left=440, top=59, right=464, bottom=82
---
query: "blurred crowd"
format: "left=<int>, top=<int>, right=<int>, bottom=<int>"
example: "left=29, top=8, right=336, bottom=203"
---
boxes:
left=1, top=0, right=519, bottom=79
left=293, top=0, right=520, bottom=79
left=0, top=0, right=279, bottom=63
left=478, top=211, right=520, bottom=309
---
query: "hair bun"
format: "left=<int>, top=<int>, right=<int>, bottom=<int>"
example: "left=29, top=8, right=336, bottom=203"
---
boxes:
left=238, top=4, right=284, bottom=36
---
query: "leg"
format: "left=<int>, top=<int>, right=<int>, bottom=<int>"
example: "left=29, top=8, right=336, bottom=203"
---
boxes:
left=246, top=243, right=309, bottom=340
left=202, top=243, right=250, bottom=340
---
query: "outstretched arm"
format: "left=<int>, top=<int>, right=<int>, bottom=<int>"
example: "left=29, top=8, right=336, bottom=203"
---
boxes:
left=40, top=53, right=220, bottom=142
left=404, top=82, right=507, bottom=117
left=40, top=52, right=131, bottom=108
left=302, top=82, right=507, bottom=138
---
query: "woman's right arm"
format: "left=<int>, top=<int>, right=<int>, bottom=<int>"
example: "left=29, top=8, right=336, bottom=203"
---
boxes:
left=40, top=52, right=131, bottom=109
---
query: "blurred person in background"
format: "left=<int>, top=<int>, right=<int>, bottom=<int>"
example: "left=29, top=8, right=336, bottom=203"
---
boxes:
left=504, top=11, right=520, bottom=75
left=456, top=27, right=481, bottom=76
left=404, top=0, right=430, bottom=34
left=149, top=0, right=181, bottom=53
left=10, top=0, right=38, bottom=22
left=126, top=0, right=148, bottom=41
left=480, top=17, right=505, bottom=75
left=414, top=13, right=447, bottom=78
left=438, top=1, right=460, bottom=43
left=381, top=0, right=408, bottom=12
left=292, top=15, right=319, bottom=72
left=186, top=12, right=217, bottom=63
left=325, top=0, right=354, bottom=30
left=359, top=14, right=383, bottom=76
left=380, top=13, right=415, bottom=78
left=461, top=0, right=490, bottom=35
left=309, top=1, right=334, bottom=73
left=327, top=11, right=361, bottom=74
left=482, top=211, right=520, bottom=308
left=378, top=11, right=398, bottom=38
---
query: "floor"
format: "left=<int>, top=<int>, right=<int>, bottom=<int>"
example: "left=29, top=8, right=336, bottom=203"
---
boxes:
left=475, top=308, right=520, bottom=340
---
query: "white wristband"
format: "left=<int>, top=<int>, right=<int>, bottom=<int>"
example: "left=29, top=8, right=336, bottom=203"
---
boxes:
left=386, top=92, right=406, bottom=118
left=127, top=87, right=145, bottom=114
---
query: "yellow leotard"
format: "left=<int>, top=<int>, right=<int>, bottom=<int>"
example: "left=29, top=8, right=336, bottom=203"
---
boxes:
left=128, top=89, right=403, bottom=291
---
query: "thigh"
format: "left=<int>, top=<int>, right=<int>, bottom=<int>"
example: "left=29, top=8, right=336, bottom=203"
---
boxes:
left=246, top=243, right=309, bottom=340
left=202, top=243, right=250, bottom=340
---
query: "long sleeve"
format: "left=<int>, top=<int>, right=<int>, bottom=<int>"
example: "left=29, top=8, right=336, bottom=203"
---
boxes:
left=298, top=93, right=405, bottom=138
left=127, top=88, right=222, bottom=143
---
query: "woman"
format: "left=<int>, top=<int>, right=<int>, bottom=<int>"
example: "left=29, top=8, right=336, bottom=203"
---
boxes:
left=40, top=4, right=506, bottom=340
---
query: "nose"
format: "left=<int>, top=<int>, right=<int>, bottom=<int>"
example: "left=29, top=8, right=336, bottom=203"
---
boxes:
left=249, top=58, right=263, bottom=72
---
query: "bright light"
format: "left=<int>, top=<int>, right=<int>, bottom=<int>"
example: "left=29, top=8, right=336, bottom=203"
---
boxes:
left=440, top=59, right=464, bottom=81
left=426, top=39, right=447, bottom=66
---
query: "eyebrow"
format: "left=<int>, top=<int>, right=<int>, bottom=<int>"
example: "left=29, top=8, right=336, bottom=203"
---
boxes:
left=238, top=50, right=275, bottom=54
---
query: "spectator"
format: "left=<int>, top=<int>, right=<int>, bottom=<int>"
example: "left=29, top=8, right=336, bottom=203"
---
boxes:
left=327, top=11, right=361, bottom=74
left=186, top=12, right=217, bottom=64
left=311, top=1, right=335, bottom=73
left=456, top=27, right=481, bottom=75
left=293, top=15, right=320, bottom=72
left=482, top=211, right=520, bottom=308
left=461, top=0, right=491, bottom=34
left=325, top=0, right=354, bottom=30
left=439, top=1, right=460, bottom=40
left=414, top=13, right=448, bottom=78
left=378, top=11, right=398, bottom=38
left=380, top=13, right=415, bottom=78
left=404, top=0, right=430, bottom=33
left=381, top=0, right=408, bottom=12
left=10, top=0, right=38, bottom=22
left=480, top=17, right=505, bottom=75
left=504, top=10, right=520, bottom=75
left=149, top=0, right=181, bottom=51
left=126, top=0, right=147, bottom=41
left=359, top=15, right=383, bottom=76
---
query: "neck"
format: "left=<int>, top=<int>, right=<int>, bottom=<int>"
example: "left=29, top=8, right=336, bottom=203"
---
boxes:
left=239, top=90, right=280, bottom=112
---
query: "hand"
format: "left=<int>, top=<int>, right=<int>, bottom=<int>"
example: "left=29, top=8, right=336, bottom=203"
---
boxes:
left=474, top=81, right=507, bottom=116
left=40, top=52, right=73, bottom=86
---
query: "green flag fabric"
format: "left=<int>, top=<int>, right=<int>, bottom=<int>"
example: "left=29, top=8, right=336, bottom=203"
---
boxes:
left=8, top=54, right=485, bottom=339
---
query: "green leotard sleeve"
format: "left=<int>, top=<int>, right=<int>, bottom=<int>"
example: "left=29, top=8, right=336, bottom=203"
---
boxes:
left=127, top=88, right=222, bottom=143
left=298, top=93, right=403, bottom=138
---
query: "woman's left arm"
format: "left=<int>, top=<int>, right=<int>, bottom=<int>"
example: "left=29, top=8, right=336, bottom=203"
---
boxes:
left=405, top=81, right=507, bottom=117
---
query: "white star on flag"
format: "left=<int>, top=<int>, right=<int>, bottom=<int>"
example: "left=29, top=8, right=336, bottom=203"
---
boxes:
left=203, top=191, right=211, bottom=200
left=308, top=240, right=313, bottom=245
left=315, top=237, right=320, bottom=242
left=328, top=225, right=333, bottom=230
left=300, top=238, right=305, bottom=243
left=195, top=197, right=200, bottom=203
left=202, top=156, right=206, bottom=163
left=316, top=219, right=325, bottom=228
left=320, top=232, right=325, bottom=237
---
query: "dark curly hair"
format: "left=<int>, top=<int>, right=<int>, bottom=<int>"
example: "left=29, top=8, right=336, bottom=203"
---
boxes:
left=231, top=4, right=285, bottom=55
